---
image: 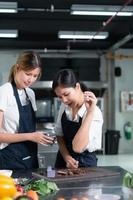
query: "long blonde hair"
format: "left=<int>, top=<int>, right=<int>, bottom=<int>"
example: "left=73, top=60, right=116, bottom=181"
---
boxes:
left=8, top=51, right=42, bottom=83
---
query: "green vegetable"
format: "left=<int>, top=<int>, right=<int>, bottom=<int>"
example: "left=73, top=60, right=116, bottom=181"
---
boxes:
left=123, top=172, right=133, bottom=188
left=15, top=195, right=32, bottom=200
left=24, top=179, right=59, bottom=196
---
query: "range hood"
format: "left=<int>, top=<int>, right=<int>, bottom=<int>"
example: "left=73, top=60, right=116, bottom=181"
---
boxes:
left=32, top=81, right=53, bottom=89
left=32, top=81, right=108, bottom=89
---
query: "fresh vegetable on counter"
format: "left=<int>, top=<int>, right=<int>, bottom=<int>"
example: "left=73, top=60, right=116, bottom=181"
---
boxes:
left=26, top=190, right=39, bottom=200
left=16, top=184, right=24, bottom=193
left=0, top=175, right=17, bottom=199
left=0, top=174, right=59, bottom=200
left=14, top=195, right=33, bottom=200
left=123, top=172, right=133, bottom=188
left=24, top=179, right=59, bottom=196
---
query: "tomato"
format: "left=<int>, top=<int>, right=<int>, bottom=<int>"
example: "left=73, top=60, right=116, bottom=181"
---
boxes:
left=16, top=184, right=24, bottom=193
left=0, top=175, right=17, bottom=198
left=26, top=190, right=39, bottom=200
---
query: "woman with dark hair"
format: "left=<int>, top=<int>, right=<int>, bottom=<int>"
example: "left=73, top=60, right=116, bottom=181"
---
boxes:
left=52, top=69, right=103, bottom=169
left=0, top=51, right=54, bottom=169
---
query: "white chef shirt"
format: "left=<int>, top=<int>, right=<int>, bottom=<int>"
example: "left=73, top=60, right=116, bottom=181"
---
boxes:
left=54, top=103, right=103, bottom=152
left=0, top=82, right=37, bottom=149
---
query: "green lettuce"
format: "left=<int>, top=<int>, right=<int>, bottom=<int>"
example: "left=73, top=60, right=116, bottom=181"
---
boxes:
left=24, top=179, right=59, bottom=196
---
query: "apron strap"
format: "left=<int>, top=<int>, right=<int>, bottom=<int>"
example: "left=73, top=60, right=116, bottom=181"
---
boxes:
left=12, top=81, right=28, bottom=113
left=12, top=81, right=33, bottom=132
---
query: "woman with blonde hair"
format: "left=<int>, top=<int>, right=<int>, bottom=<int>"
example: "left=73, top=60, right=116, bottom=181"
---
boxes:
left=0, top=51, right=54, bottom=169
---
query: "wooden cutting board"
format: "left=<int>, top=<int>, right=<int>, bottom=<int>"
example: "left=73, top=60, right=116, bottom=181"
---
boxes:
left=32, top=167, right=120, bottom=183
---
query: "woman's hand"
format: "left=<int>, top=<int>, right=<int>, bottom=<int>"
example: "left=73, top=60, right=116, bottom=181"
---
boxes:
left=28, top=132, right=54, bottom=145
left=65, top=155, right=79, bottom=169
left=84, top=91, right=97, bottom=112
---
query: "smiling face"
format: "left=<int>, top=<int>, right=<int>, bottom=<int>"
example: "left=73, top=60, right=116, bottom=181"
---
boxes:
left=55, top=83, right=82, bottom=107
left=14, top=66, right=41, bottom=89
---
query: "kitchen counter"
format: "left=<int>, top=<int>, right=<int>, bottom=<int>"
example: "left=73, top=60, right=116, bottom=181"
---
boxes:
left=12, top=166, right=127, bottom=200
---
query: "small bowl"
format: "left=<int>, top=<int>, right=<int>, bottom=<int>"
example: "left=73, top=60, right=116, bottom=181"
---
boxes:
left=0, top=170, right=13, bottom=177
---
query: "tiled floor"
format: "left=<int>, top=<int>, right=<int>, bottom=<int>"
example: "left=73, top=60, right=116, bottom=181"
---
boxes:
left=97, top=154, right=133, bottom=172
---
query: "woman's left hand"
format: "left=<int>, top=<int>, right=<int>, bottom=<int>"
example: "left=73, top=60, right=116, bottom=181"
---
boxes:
left=84, top=91, right=97, bottom=112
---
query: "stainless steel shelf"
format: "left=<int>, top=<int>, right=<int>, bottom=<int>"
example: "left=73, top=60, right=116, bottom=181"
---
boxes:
left=32, top=81, right=108, bottom=89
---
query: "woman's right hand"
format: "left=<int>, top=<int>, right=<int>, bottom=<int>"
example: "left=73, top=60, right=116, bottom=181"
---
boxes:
left=28, top=132, right=54, bottom=145
left=65, top=155, right=79, bottom=169
left=84, top=91, right=97, bottom=112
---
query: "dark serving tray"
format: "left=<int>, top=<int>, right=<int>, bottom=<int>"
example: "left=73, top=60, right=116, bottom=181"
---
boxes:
left=32, top=167, right=120, bottom=183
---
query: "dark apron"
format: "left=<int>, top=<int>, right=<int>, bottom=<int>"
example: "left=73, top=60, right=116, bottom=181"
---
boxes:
left=0, top=82, right=38, bottom=169
left=55, top=111, right=97, bottom=168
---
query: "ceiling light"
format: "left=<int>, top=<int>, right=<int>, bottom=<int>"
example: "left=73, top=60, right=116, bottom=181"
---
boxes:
left=58, top=31, right=108, bottom=40
left=0, top=30, right=18, bottom=38
left=71, top=5, right=133, bottom=16
left=0, top=2, right=17, bottom=13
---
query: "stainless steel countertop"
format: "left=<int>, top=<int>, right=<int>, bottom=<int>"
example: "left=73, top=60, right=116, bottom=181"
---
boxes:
left=13, top=166, right=126, bottom=200
left=42, top=166, right=125, bottom=200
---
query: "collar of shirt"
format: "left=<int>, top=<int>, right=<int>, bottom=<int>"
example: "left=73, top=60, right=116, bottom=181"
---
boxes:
left=65, top=103, right=86, bottom=122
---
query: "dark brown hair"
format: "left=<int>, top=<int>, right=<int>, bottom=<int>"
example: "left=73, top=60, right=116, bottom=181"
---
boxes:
left=52, top=69, right=79, bottom=91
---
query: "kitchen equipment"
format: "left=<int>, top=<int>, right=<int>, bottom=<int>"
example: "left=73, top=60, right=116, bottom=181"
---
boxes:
left=36, top=99, right=54, bottom=122
left=32, top=167, right=120, bottom=183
